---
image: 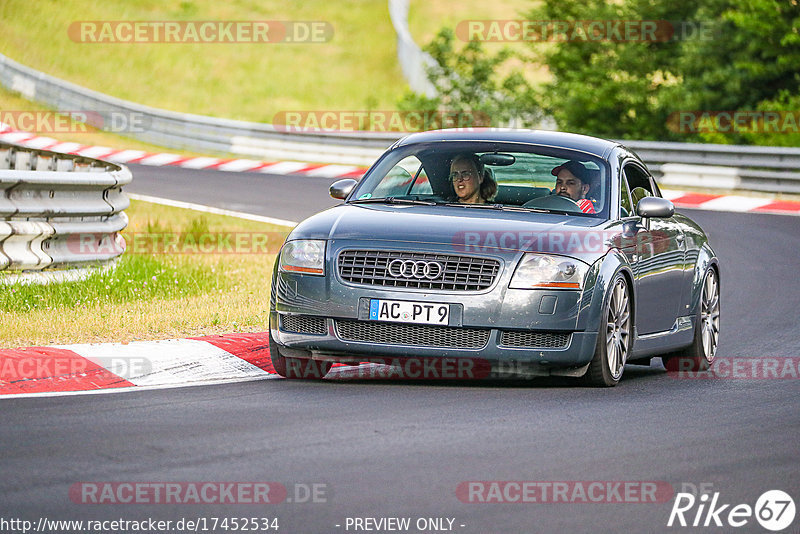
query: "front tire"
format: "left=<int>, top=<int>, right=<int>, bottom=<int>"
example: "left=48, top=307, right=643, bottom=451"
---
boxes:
left=584, top=273, right=631, bottom=387
left=663, top=267, right=720, bottom=372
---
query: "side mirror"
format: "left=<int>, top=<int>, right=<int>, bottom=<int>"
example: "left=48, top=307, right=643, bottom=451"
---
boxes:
left=330, top=179, right=357, bottom=200
left=636, top=196, right=674, bottom=218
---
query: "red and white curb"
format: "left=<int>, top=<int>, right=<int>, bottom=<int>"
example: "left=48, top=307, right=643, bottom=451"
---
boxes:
left=0, top=123, right=367, bottom=180
left=2, top=123, right=799, bottom=215
left=0, top=333, right=385, bottom=398
left=0, top=333, right=280, bottom=398
left=662, top=190, right=800, bottom=216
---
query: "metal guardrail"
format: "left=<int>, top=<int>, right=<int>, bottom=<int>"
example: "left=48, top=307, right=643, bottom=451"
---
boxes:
left=624, top=142, right=800, bottom=194
left=1, top=52, right=799, bottom=192
left=0, top=52, right=396, bottom=166
left=624, top=140, right=800, bottom=170
left=0, top=142, right=130, bottom=273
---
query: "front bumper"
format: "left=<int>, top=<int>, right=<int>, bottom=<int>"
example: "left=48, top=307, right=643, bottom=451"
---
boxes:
left=270, top=240, right=603, bottom=377
left=270, top=311, right=599, bottom=377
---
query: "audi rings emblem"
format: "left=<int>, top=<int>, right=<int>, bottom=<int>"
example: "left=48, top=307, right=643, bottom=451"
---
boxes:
left=388, top=259, right=444, bottom=280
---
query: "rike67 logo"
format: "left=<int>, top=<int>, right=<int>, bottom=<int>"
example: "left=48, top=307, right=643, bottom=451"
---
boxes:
left=668, top=489, right=795, bottom=531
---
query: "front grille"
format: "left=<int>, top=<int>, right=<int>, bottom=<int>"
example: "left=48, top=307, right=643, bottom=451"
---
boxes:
left=338, top=250, right=500, bottom=291
left=500, top=331, right=571, bottom=349
left=280, top=314, right=327, bottom=335
left=335, top=319, right=490, bottom=349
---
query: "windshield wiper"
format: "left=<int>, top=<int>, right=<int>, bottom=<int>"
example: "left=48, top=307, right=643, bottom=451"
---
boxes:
left=494, top=205, right=553, bottom=214
left=349, top=196, right=440, bottom=206
left=444, top=203, right=558, bottom=214
left=492, top=204, right=589, bottom=216
left=443, top=202, right=504, bottom=210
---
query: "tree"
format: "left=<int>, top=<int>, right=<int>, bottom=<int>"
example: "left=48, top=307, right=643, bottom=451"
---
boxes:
left=398, top=28, right=542, bottom=130
left=528, top=0, right=800, bottom=144
left=526, top=0, right=699, bottom=140
left=662, top=0, right=800, bottom=145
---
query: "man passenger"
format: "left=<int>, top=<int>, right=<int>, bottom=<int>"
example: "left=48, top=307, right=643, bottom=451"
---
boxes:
left=551, top=160, right=596, bottom=214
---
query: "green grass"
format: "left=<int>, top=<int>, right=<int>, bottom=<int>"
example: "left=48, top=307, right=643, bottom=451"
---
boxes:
left=0, top=1, right=549, bottom=123
left=0, top=0, right=407, bottom=121
left=1, top=254, right=220, bottom=313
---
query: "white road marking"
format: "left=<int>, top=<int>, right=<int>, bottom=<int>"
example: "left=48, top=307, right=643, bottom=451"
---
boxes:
left=127, top=193, right=298, bottom=226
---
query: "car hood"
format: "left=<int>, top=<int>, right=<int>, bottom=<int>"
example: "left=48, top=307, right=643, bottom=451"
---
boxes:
left=288, top=203, right=615, bottom=262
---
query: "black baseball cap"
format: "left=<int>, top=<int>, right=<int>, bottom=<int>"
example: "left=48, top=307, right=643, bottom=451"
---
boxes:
left=551, top=160, right=591, bottom=183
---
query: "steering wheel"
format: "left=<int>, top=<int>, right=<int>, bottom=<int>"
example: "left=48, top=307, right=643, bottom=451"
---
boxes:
left=523, top=194, right=581, bottom=211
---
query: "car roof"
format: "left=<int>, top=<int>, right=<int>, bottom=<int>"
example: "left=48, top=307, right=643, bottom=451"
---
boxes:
left=393, top=129, right=622, bottom=159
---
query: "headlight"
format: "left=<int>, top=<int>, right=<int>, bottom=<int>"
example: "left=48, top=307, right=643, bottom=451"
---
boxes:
left=509, top=254, right=589, bottom=289
left=279, top=240, right=326, bottom=275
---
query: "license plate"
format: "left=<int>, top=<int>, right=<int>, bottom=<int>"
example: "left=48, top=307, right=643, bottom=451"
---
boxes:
left=369, top=299, right=449, bottom=325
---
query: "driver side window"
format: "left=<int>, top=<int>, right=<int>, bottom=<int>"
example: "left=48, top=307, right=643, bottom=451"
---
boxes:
left=622, top=164, right=657, bottom=217
left=620, top=174, right=633, bottom=218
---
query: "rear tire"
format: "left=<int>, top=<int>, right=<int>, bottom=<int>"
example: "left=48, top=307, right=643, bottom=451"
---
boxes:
left=268, top=330, right=331, bottom=379
left=663, top=267, right=720, bottom=373
left=584, top=273, right=631, bottom=387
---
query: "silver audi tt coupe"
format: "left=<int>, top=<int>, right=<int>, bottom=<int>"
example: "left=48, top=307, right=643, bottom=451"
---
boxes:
left=269, top=130, right=720, bottom=386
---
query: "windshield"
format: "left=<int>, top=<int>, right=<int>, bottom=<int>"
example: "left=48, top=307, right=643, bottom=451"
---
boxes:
left=349, top=142, right=609, bottom=218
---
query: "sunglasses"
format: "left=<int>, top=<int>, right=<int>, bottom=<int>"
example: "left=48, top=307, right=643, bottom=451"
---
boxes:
left=449, top=170, right=476, bottom=182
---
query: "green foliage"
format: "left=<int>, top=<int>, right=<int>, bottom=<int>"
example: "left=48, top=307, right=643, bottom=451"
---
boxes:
left=739, top=91, right=800, bottom=148
left=664, top=0, right=800, bottom=145
left=527, top=0, right=697, bottom=140
left=398, top=28, right=542, bottom=128
left=669, top=0, right=800, bottom=111
left=527, top=0, right=800, bottom=144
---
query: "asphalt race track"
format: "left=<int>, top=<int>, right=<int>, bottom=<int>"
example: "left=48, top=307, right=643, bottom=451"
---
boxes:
left=1, top=164, right=798, bottom=533
left=124, top=164, right=344, bottom=223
